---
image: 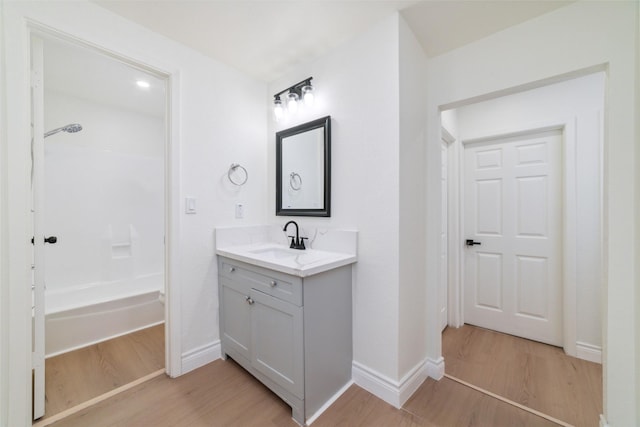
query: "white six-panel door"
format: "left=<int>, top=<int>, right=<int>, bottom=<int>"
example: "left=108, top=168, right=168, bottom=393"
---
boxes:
left=464, top=130, right=562, bottom=346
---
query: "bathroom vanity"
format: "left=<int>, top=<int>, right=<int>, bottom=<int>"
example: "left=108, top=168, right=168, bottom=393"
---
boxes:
left=215, top=226, right=357, bottom=426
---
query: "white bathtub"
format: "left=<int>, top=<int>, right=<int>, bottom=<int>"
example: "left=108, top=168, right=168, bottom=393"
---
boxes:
left=45, top=273, right=164, bottom=357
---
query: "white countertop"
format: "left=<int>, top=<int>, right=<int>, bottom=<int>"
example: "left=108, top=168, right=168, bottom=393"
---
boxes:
left=216, top=242, right=357, bottom=277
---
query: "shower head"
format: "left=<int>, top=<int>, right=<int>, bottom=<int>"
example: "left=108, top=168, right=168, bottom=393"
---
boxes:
left=44, top=123, right=83, bottom=138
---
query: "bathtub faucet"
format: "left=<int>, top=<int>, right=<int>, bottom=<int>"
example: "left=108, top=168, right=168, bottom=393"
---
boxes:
left=283, top=221, right=306, bottom=250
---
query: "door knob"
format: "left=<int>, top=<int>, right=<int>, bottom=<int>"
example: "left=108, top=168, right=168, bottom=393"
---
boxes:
left=32, top=236, right=58, bottom=244
left=465, top=239, right=481, bottom=246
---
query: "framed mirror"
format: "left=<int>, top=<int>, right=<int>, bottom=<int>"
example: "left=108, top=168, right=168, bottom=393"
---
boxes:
left=276, top=116, right=331, bottom=217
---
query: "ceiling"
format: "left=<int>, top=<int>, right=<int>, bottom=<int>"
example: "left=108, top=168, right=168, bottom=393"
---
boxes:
left=94, top=0, right=574, bottom=83
left=44, top=37, right=166, bottom=118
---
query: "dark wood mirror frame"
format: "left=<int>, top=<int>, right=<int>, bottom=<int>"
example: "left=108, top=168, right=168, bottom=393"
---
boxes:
left=276, top=116, right=331, bottom=217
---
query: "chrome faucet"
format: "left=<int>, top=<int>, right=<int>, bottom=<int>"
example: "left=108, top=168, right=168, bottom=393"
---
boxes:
left=283, top=221, right=307, bottom=250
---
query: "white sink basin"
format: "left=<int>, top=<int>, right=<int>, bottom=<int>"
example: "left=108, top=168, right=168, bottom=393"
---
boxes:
left=249, top=247, right=300, bottom=259
left=216, top=243, right=356, bottom=277
left=249, top=245, right=330, bottom=264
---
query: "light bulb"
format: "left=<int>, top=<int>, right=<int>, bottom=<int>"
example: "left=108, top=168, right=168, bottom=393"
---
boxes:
left=274, top=97, right=284, bottom=120
left=302, top=84, right=314, bottom=106
left=287, top=92, right=299, bottom=114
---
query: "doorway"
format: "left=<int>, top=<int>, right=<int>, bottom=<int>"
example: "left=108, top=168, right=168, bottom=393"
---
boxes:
left=438, top=71, right=605, bottom=424
left=31, top=33, right=169, bottom=421
left=441, top=72, right=604, bottom=361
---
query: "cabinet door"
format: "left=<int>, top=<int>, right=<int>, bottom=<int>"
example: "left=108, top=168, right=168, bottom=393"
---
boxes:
left=220, top=281, right=252, bottom=360
left=250, top=289, right=304, bottom=398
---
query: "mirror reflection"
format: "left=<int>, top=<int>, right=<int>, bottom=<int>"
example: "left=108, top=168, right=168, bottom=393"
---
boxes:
left=276, top=116, right=330, bottom=217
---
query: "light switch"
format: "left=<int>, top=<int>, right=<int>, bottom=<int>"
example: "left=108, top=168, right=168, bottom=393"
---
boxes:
left=235, top=203, right=244, bottom=219
left=185, top=197, right=196, bottom=214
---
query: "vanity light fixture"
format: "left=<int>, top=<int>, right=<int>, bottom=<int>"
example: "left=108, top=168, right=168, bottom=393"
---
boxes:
left=287, top=92, right=299, bottom=114
left=301, top=84, right=314, bottom=105
left=274, top=95, right=284, bottom=120
left=273, top=77, right=314, bottom=120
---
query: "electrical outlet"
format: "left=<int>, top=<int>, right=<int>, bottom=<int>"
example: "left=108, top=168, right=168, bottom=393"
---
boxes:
left=185, top=197, right=196, bottom=214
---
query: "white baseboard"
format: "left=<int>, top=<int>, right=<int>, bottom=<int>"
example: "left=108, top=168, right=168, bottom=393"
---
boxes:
left=306, top=380, right=353, bottom=425
left=576, top=341, right=602, bottom=364
left=426, top=356, right=445, bottom=380
left=352, top=361, right=401, bottom=407
left=352, top=358, right=439, bottom=408
left=181, top=340, right=221, bottom=374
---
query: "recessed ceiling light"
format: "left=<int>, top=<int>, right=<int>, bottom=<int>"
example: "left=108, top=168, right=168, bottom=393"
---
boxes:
left=136, top=80, right=150, bottom=89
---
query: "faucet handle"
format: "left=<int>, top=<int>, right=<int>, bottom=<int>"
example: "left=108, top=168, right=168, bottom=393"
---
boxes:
left=288, top=236, right=296, bottom=248
left=300, top=237, right=308, bottom=249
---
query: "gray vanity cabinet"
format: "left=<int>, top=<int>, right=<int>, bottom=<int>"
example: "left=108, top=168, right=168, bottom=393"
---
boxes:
left=219, top=277, right=252, bottom=360
left=218, top=256, right=352, bottom=426
left=250, top=288, right=304, bottom=398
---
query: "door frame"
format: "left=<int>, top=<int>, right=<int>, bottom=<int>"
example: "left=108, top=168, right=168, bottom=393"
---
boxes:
left=21, top=21, right=182, bottom=421
left=446, top=117, right=579, bottom=357
left=441, top=127, right=462, bottom=329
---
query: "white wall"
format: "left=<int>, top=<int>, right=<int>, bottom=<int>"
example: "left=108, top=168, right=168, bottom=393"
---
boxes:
left=440, top=110, right=458, bottom=140
left=267, top=13, right=431, bottom=406
left=268, top=14, right=402, bottom=384
left=268, top=13, right=412, bottom=397
left=398, top=16, right=429, bottom=381
left=426, top=2, right=638, bottom=424
left=0, top=0, right=7, bottom=423
left=636, top=4, right=640, bottom=422
left=1, top=1, right=267, bottom=424
left=455, top=72, right=605, bottom=356
left=44, top=91, right=165, bottom=293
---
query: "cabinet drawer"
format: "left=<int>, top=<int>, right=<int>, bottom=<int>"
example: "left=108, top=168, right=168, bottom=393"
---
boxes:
left=219, top=258, right=302, bottom=306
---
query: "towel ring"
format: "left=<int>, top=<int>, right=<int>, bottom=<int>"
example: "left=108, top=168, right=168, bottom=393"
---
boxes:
left=228, top=163, right=248, bottom=186
left=289, top=172, right=302, bottom=191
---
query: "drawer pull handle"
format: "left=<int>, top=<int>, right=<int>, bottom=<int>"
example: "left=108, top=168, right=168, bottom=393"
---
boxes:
left=245, top=296, right=254, bottom=305
left=270, top=280, right=277, bottom=287
left=229, top=267, right=235, bottom=273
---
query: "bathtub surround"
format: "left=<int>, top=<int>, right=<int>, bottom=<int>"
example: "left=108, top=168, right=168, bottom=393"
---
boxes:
left=39, top=43, right=167, bottom=358
left=43, top=90, right=165, bottom=290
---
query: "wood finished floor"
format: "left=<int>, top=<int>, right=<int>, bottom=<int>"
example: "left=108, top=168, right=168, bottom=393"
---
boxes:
left=42, top=324, right=165, bottom=421
left=48, top=358, right=561, bottom=427
left=443, top=324, right=602, bottom=427
left=43, top=324, right=601, bottom=427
